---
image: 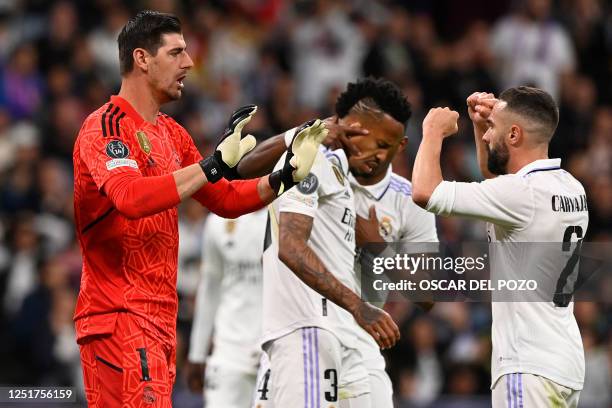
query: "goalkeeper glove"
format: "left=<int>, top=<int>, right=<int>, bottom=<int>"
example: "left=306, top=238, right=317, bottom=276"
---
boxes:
left=199, top=105, right=257, bottom=183
left=269, top=119, right=328, bottom=195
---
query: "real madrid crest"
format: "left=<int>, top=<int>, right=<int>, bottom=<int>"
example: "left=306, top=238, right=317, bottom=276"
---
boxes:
left=379, top=216, right=393, bottom=238
left=136, top=130, right=152, bottom=155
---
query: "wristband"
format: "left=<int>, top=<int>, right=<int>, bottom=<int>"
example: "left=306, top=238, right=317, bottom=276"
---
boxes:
left=199, top=155, right=223, bottom=183
left=268, top=168, right=296, bottom=196
left=268, top=170, right=283, bottom=195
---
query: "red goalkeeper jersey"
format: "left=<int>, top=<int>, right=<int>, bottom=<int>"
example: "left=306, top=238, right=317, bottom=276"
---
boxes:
left=73, top=95, right=264, bottom=347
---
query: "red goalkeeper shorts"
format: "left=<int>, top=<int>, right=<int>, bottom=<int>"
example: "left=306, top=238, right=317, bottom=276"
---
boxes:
left=78, top=312, right=176, bottom=407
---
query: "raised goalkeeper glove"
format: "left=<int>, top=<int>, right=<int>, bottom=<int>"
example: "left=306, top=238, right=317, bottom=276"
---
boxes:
left=199, top=105, right=257, bottom=183
left=269, top=119, right=328, bottom=195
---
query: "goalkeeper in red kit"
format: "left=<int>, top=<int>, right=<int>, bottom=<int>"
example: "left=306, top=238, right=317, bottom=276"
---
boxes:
left=72, top=11, right=327, bottom=408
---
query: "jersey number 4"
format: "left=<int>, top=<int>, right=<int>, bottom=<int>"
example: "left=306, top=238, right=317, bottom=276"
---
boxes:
left=257, top=368, right=338, bottom=402
left=257, top=369, right=271, bottom=400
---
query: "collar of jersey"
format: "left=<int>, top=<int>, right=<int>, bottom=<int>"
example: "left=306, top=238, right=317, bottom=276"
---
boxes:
left=349, top=165, right=393, bottom=200
left=110, top=95, right=146, bottom=128
left=516, top=158, right=561, bottom=176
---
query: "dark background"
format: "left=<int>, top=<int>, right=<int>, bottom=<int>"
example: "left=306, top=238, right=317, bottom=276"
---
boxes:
left=0, top=0, right=609, bottom=407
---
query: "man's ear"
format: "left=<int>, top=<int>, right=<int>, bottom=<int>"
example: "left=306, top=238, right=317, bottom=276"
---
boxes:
left=398, top=136, right=408, bottom=152
left=133, top=48, right=149, bottom=72
left=508, top=124, right=522, bottom=146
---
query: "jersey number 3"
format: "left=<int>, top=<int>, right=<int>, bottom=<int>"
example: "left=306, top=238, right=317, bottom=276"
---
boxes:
left=324, top=369, right=338, bottom=402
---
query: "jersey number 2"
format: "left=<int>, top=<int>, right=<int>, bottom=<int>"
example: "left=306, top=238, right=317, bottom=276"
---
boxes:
left=554, top=226, right=583, bottom=307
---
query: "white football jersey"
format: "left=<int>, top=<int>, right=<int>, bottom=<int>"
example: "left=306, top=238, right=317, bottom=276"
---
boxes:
left=350, top=166, right=438, bottom=243
left=188, top=210, right=267, bottom=374
left=427, top=158, right=588, bottom=390
left=261, top=148, right=360, bottom=349
left=349, top=166, right=439, bottom=367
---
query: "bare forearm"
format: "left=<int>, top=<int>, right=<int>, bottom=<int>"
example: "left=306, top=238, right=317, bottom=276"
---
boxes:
left=236, top=134, right=287, bottom=178
left=467, top=93, right=497, bottom=179
left=256, top=174, right=278, bottom=204
left=412, top=135, right=444, bottom=207
left=474, top=125, right=495, bottom=179
left=173, top=163, right=208, bottom=200
left=280, top=241, right=361, bottom=313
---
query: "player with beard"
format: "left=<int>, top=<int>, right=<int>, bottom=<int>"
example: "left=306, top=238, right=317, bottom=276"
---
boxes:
left=468, top=91, right=507, bottom=179
left=412, top=86, right=588, bottom=408
left=72, top=11, right=326, bottom=407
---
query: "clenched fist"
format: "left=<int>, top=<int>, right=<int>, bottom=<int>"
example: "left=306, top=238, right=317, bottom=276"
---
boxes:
left=422, top=107, right=460, bottom=139
left=467, top=92, right=497, bottom=133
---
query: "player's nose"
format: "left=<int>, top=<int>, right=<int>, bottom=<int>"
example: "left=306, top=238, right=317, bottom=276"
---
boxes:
left=182, top=52, right=194, bottom=70
left=482, top=131, right=491, bottom=144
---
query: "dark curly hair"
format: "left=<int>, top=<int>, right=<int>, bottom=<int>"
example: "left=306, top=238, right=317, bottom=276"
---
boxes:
left=335, top=77, right=412, bottom=125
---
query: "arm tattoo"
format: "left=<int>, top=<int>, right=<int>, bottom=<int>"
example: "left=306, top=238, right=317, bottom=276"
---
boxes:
left=279, top=212, right=360, bottom=313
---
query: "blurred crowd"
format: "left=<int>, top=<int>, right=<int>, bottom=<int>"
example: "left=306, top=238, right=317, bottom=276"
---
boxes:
left=0, top=0, right=610, bottom=407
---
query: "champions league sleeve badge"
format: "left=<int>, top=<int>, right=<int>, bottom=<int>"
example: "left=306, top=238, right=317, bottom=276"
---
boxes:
left=297, top=173, right=319, bottom=194
left=105, top=140, right=130, bottom=158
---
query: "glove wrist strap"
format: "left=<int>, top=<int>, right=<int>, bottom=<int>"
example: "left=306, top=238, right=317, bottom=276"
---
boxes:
left=269, top=169, right=297, bottom=196
left=199, top=155, right=223, bottom=183
left=268, top=170, right=283, bottom=195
